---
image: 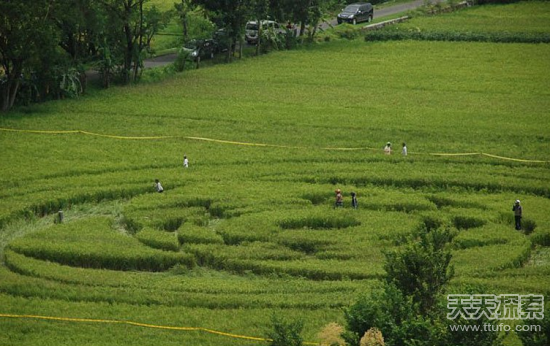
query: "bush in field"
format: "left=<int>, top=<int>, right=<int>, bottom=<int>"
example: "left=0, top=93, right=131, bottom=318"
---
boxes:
left=442, top=315, right=504, bottom=346
left=359, top=327, right=384, bottom=346
left=516, top=304, right=550, bottom=346
left=267, top=314, right=304, bottom=346
left=343, top=284, right=434, bottom=346
left=384, top=225, right=455, bottom=314
left=317, top=322, right=345, bottom=346
left=364, top=30, right=550, bottom=44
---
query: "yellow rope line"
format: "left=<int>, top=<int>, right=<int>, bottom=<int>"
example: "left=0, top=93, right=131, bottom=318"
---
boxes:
left=0, top=128, right=80, bottom=135
left=0, top=313, right=319, bottom=345
left=1, top=127, right=548, bottom=163
left=481, top=152, right=548, bottom=163
left=428, top=152, right=480, bottom=156
left=79, top=130, right=174, bottom=140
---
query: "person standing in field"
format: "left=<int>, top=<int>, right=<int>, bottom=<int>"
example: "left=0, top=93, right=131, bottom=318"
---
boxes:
left=154, top=179, right=164, bottom=193
left=512, top=200, right=522, bottom=230
left=384, top=142, right=392, bottom=155
left=183, top=155, right=189, bottom=168
left=335, top=189, right=343, bottom=208
left=402, top=142, right=408, bottom=156
left=351, top=192, right=358, bottom=209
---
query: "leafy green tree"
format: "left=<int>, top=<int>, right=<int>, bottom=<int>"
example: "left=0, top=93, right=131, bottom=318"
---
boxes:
left=0, top=0, right=57, bottom=111
left=344, top=224, right=504, bottom=346
left=97, top=0, right=168, bottom=84
left=343, top=284, right=435, bottom=346
left=192, top=0, right=255, bottom=62
left=267, top=314, right=304, bottom=346
left=53, top=0, right=102, bottom=63
left=174, top=0, right=201, bottom=41
left=443, top=315, right=504, bottom=346
left=253, top=0, right=270, bottom=56
left=384, top=225, right=455, bottom=315
left=278, top=0, right=331, bottom=39
left=516, top=304, right=550, bottom=346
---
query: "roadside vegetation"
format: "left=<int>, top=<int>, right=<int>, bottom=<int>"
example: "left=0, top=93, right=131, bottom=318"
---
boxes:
left=0, top=1, right=549, bottom=346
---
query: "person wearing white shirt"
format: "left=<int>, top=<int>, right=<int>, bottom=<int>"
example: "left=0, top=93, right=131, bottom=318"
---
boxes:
left=402, top=142, right=408, bottom=156
left=183, top=155, right=189, bottom=168
left=154, top=179, right=164, bottom=193
left=384, top=142, right=392, bottom=155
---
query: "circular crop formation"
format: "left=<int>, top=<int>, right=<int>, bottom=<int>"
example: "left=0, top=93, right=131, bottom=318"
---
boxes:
left=4, top=160, right=547, bottom=286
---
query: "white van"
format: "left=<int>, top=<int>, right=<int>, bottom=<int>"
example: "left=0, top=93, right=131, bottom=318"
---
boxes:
left=245, top=20, right=285, bottom=45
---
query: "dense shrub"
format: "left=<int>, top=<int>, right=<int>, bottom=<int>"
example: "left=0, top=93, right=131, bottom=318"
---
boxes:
left=266, top=314, right=304, bottom=346
left=516, top=304, right=550, bottom=346
left=343, top=284, right=434, bottom=346
left=364, top=30, right=550, bottom=43
left=317, top=322, right=345, bottom=346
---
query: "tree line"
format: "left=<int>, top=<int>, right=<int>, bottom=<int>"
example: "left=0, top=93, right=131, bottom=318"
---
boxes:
left=0, top=0, right=343, bottom=112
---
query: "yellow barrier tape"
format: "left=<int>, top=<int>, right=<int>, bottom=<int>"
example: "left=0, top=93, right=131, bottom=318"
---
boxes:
left=481, top=152, right=548, bottom=164
left=1, top=127, right=548, bottom=163
left=0, top=312, right=319, bottom=345
left=0, top=128, right=79, bottom=135
left=428, top=152, right=480, bottom=157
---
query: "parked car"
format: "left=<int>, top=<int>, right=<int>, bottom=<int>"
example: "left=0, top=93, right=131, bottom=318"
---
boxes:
left=245, top=20, right=285, bottom=45
left=337, top=2, right=374, bottom=25
left=182, top=39, right=216, bottom=61
left=212, top=29, right=234, bottom=53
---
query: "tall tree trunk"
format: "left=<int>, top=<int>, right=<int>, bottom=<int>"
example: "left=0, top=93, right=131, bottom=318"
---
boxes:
left=239, top=38, right=243, bottom=59
left=226, top=38, right=233, bottom=63
left=1, top=63, right=23, bottom=112
left=255, top=18, right=261, bottom=56
left=124, top=23, right=133, bottom=83
left=133, top=0, right=143, bottom=82
left=182, top=17, right=188, bottom=40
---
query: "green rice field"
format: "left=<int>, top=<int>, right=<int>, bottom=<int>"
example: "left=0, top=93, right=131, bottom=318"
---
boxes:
left=0, top=2, right=549, bottom=345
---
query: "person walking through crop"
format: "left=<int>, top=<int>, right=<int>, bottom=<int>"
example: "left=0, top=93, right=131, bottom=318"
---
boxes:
left=154, top=179, right=164, bottom=193
left=512, top=199, right=522, bottom=230
left=335, top=189, right=343, bottom=208
left=402, top=142, right=408, bottom=156
left=183, top=155, right=189, bottom=168
left=351, top=192, right=358, bottom=209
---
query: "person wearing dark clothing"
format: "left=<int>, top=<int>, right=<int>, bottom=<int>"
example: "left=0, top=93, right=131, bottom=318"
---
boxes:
left=512, top=200, right=522, bottom=230
left=351, top=192, right=358, bottom=209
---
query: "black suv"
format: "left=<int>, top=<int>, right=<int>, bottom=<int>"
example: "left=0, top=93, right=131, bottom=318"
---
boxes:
left=182, top=39, right=216, bottom=61
left=337, top=2, right=374, bottom=25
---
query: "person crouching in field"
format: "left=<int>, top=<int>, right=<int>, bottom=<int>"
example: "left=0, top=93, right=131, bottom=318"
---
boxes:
left=512, top=199, right=522, bottom=230
left=335, top=189, right=343, bottom=208
left=154, top=179, right=164, bottom=193
left=384, top=142, right=392, bottom=155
